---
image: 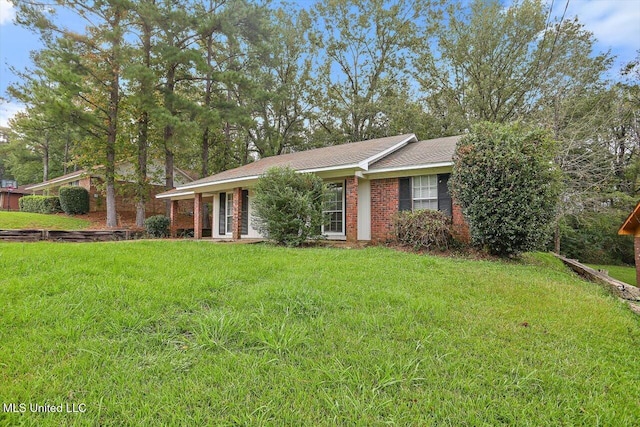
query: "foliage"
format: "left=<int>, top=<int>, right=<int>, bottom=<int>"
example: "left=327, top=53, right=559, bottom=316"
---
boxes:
left=1, top=242, right=639, bottom=426
left=18, top=195, right=61, bottom=214
left=394, top=209, right=453, bottom=251
left=58, top=186, right=90, bottom=215
left=252, top=167, right=326, bottom=246
left=451, top=122, right=561, bottom=256
left=0, top=211, right=90, bottom=230
left=144, top=215, right=171, bottom=238
left=559, top=209, right=635, bottom=265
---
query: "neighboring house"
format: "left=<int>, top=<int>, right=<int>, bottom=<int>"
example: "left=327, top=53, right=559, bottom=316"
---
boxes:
left=0, top=184, right=31, bottom=211
left=25, top=163, right=193, bottom=215
left=618, top=201, right=640, bottom=285
left=157, top=134, right=469, bottom=242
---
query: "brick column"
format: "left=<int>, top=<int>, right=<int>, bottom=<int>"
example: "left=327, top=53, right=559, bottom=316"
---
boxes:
left=345, top=176, right=358, bottom=242
left=232, top=187, right=242, bottom=240
left=635, top=235, right=640, bottom=288
left=193, top=193, right=203, bottom=239
left=169, top=200, right=179, bottom=237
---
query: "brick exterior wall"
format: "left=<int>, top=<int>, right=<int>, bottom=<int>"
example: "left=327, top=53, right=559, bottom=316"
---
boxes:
left=452, top=202, right=470, bottom=244
left=84, top=177, right=167, bottom=215
left=369, top=177, right=470, bottom=244
left=193, top=193, right=203, bottom=239
left=370, top=178, right=399, bottom=243
left=345, top=176, right=358, bottom=242
left=232, top=187, right=242, bottom=240
left=635, top=236, right=640, bottom=289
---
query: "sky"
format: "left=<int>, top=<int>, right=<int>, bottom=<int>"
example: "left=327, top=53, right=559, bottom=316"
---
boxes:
left=0, top=0, right=639, bottom=127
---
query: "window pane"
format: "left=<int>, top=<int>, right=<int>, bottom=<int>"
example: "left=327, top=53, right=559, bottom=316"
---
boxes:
left=323, top=182, right=344, bottom=233
left=412, top=175, right=438, bottom=211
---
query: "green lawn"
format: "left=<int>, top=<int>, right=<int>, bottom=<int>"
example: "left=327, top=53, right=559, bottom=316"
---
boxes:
left=1, top=242, right=639, bottom=426
left=0, top=211, right=91, bottom=230
left=587, top=263, right=637, bottom=286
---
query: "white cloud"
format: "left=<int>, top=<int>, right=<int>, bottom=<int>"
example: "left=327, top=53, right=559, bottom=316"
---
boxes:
left=562, top=0, right=640, bottom=50
left=0, top=0, right=15, bottom=26
left=0, top=100, right=23, bottom=127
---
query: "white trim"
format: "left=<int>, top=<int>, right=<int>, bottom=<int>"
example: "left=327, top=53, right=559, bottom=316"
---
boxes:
left=25, top=172, right=84, bottom=190
left=364, top=161, right=453, bottom=176
left=298, top=164, right=360, bottom=174
left=174, top=175, right=260, bottom=191
left=357, top=134, right=417, bottom=171
left=168, top=164, right=362, bottom=193
left=156, top=190, right=194, bottom=199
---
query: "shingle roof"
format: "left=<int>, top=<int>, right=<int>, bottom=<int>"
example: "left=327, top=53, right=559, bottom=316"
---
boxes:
left=368, top=135, right=461, bottom=171
left=179, top=134, right=417, bottom=189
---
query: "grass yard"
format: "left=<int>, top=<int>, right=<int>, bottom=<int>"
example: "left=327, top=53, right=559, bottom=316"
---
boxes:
left=0, top=211, right=90, bottom=230
left=588, top=263, right=637, bottom=286
left=1, top=242, right=639, bottom=426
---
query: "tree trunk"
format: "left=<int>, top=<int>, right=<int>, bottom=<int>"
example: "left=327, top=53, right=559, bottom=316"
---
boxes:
left=135, top=111, right=148, bottom=228
left=43, top=137, right=49, bottom=182
left=164, top=140, right=174, bottom=217
left=554, top=221, right=560, bottom=254
left=105, top=11, right=122, bottom=229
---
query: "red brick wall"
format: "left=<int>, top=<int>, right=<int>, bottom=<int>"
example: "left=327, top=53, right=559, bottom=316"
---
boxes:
left=370, top=178, right=399, bottom=243
left=86, top=178, right=168, bottom=215
left=369, top=177, right=470, bottom=244
left=345, top=177, right=358, bottom=242
left=452, top=202, right=470, bottom=244
left=232, top=187, right=242, bottom=240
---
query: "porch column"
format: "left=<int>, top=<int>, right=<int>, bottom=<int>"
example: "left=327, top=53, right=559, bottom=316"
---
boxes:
left=346, top=176, right=358, bottom=242
left=232, top=187, right=242, bottom=240
left=635, top=232, right=640, bottom=289
left=169, top=199, right=179, bottom=237
left=194, top=193, right=203, bottom=240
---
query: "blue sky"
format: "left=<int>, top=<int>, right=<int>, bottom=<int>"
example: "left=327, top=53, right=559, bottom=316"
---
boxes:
left=0, top=0, right=639, bottom=127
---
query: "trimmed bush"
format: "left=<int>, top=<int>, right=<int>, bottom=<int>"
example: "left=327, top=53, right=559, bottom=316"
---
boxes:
left=252, top=166, right=327, bottom=247
left=394, top=209, right=453, bottom=251
left=145, top=215, right=170, bottom=238
left=19, top=195, right=62, bottom=214
left=451, top=122, right=562, bottom=257
left=59, top=186, right=90, bottom=215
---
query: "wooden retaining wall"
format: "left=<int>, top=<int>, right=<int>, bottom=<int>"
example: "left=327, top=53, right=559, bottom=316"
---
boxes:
left=554, top=253, right=640, bottom=315
left=0, top=229, right=141, bottom=243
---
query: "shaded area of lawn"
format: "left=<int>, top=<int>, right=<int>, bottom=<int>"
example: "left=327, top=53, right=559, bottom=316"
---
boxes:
left=1, top=242, right=639, bottom=425
left=587, top=263, right=637, bottom=286
left=0, top=211, right=90, bottom=230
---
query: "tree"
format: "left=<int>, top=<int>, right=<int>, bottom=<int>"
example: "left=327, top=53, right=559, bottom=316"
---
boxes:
left=12, top=0, right=129, bottom=227
left=451, top=122, right=561, bottom=256
left=309, top=0, right=434, bottom=144
left=416, top=0, right=607, bottom=129
left=252, top=167, right=326, bottom=247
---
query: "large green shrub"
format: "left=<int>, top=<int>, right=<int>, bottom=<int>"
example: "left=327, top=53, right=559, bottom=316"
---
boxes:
left=394, top=209, right=453, bottom=251
left=451, top=122, right=561, bottom=257
left=19, top=195, right=62, bottom=214
left=145, top=215, right=171, bottom=238
left=252, top=167, right=326, bottom=247
left=59, top=186, right=90, bottom=215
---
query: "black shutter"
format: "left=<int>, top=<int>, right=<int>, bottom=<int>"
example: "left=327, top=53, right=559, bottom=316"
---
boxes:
left=437, top=173, right=452, bottom=217
left=218, top=193, right=226, bottom=235
left=399, top=177, right=412, bottom=211
left=241, top=190, right=249, bottom=235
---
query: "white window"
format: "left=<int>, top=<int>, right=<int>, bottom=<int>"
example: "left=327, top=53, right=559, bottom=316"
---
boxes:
left=412, top=175, right=438, bottom=210
left=226, top=192, right=233, bottom=234
left=323, top=182, right=344, bottom=234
